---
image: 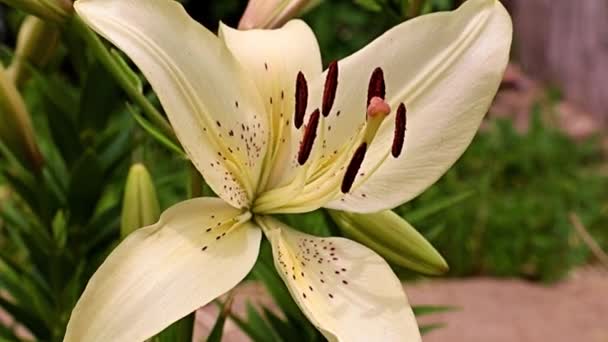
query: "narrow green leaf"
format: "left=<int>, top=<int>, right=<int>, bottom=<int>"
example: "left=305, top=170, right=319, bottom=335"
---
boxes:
left=413, top=305, right=458, bottom=316
left=0, top=297, right=50, bottom=340
left=67, top=151, right=104, bottom=224
left=404, top=190, right=474, bottom=223
left=128, top=105, right=186, bottom=158
left=78, top=60, right=124, bottom=132
left=110, top=48, right=143, bottom=93
left=354, top=0, right=383, bottom=12
left=206, top=295, right=234, bottom=342
left=150, top=315, right=194, bottom=342
left=231, top=302, right=281, bottom=342
left=420, top=322, right=446, bottom=335
left=261, top=308, right=302, bottom=342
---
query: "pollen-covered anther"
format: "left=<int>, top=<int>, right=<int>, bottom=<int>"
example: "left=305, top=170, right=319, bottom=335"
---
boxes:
left=341, top=142, right=367, bottom=193
left=297, top=109, right=320, bottom=165
left=294, top=71, right=308, bottom=129
left=392, top=103, right=407, bottom=158
left=367, top=67, right=386, bottom=106
left=321, top=61, right=339, bottom=117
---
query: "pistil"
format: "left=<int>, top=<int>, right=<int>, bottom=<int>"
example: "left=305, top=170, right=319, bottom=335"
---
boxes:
left=362, top=96, right=391, bottom=145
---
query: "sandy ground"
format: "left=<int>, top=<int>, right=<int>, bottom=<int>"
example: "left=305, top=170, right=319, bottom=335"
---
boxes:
left=195, top=267, right=608, bottom=342
left=0, top=268, right=606, bottom=341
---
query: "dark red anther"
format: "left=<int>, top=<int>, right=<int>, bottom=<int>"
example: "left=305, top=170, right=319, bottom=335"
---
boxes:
left=367, top=67, right=386, bottom=106
left=341, top=142, right=367, bottom=193
left=392, top=103, right=406, bottom=158
left=298, top=109, right=320, bottom=165
left=322, top=61, right=339, bottom=117
left=294, top=72, right=308, bottom=129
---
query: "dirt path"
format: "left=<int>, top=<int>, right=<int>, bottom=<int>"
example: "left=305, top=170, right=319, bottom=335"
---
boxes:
left=196, top=268, right=608, bottom=341
left=409, top=268, right=608, bottom=342
left=2, top=269, right=605, bottom=341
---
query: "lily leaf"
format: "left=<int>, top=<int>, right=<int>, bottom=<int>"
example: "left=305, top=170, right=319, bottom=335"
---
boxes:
left=128, top=104, right=186, bottom=158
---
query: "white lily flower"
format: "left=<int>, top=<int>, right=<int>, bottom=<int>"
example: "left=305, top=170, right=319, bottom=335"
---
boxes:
left=66, top=0, right=511, bottom=341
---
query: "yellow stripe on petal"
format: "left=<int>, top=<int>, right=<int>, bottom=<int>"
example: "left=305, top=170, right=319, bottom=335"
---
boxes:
left=219, top=20, right=322, bottom=192
left=64, top=198, right=260, bottom=342
left=258, top=216, right=421, bottom=342
left=75, top=0, right=269, bottom=208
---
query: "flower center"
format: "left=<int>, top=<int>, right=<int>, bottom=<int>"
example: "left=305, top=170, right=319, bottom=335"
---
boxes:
left=253, top=63, right=408, bottom=214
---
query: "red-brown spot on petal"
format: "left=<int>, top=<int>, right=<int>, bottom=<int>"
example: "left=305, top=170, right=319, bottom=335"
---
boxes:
left=341, top=142, right=367, bottom=193
left=295, top=72, right=308, bottom=129
left=392, top=103, right=406, bottom=158
left=298, top=109, right=320, bottom=165
left=322, top=61, right=339, bottom=117
left=367, top=67, right=385, bottom=106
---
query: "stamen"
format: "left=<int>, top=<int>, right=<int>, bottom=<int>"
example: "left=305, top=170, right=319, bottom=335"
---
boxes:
left=367, top=67, right=385, bottom=106
left=392, top=103, right=407, bottom=158
left=341, top=142, right=367, bottom=193
left=322, top=61, right=339, bottom=117
left=294, top=72, right=308, bottom=129
left=298, top=109, right=320, bottom=165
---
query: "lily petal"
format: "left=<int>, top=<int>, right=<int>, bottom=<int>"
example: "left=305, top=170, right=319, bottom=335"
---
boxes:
left=75, top=0, right=268, bottom=208
left=258, top=216, right=420, bottom=342
left=219, top=20, right=322, bottom=191
left=64, top=198, right=261, bottom=342
left=324, top=0, right=512, bottom=212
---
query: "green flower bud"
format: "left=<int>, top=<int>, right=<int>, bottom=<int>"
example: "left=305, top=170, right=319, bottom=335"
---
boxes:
left=328, top=209, right=448, bottom=275
left=8, top=16, right=60, bottom=87
left=0, top=0, right=73, bottom=23
left=0, top=64, right=44, bottom=171
left=121, top=163, right=160, bottom=239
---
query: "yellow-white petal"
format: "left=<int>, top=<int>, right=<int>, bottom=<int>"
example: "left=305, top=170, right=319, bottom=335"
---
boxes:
left=75, top=0, right=268, bottom=208
left=258, top=216, right=420, bottom=342
left=219, top=20, right=322, bottom=191
left=64, top=198, right=261, bottom=342
left=324, top=0, right=512, bottom=212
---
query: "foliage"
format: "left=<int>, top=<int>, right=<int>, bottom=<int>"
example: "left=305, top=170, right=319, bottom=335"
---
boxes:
left=0, top=47, right=135, bottom=341
left=395, top=111, right=608, bottom=282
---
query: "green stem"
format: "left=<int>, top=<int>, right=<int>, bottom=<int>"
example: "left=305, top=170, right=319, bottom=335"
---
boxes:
left=69, top=16, right=176, bottom=140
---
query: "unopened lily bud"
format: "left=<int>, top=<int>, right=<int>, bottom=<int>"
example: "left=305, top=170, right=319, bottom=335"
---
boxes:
left=238, top=0, right=321, bottom=29
left=0, top=64, right=44, bottom=171
left=8, top=16, right=60, bottom=87
left=121, top=163, right=160, bottom=238
left=328, top=209, right=448, bottom=275
left=0, top=0, right=73, bottom=23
